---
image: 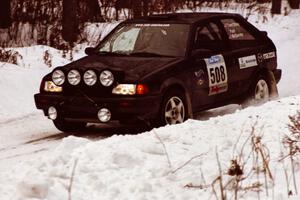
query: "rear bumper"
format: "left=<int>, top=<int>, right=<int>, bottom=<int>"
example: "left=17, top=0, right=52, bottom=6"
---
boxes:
left=273, top=69, right=282, bottom=83
left=34, top=93, right=162, bottom=123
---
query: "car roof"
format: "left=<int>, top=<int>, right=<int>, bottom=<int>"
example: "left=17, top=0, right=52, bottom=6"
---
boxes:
left=126, top=12, right=242, bottom=24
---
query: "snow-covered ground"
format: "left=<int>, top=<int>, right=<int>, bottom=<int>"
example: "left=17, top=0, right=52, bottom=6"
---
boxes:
left=3, top=96, right=300, bottom=200
left=0, top=7, right=300, bottom=200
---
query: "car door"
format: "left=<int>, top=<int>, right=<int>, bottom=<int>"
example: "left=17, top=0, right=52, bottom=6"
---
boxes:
left=218, top=17, right=267, bottom=97
left=191, top=21, right=235, bottom=112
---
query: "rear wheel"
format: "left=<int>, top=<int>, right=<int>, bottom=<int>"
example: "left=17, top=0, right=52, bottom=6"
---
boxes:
left=53, top=119, right=87, bottom=132
left=254, top=79, right=269, bottom=102
left=159, top=90, right=187, bottom=126
left=242, top=76, right=270, bottom=107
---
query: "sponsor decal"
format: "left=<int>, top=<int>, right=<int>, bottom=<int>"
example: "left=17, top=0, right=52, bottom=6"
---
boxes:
left=257, top=53, right=263, bottom=63
left=204, top=55, right=228, bottom=96
left=194, top=69, right=205, bottom=86
left=135, top=24, right=170, bottom=27
left=238, top=55, right=258, bottom=69
left=194, top=69, right=204, bottom=78
left=263, top=51, right=276, bottom=59
left=209, top=84, right=228, bottom=95
left=207, top=55, right=221, bottom=64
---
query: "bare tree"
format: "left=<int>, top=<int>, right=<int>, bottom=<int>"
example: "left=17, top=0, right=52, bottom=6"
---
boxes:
left=289, top=0, right=300, bottom=9
left=132, top=0, right=142, bottom=18
left=271, top=0, right=282, bottom=14
left=62, top=0, right=79, bottom=44
left=0, top=0, right=11, bottom=29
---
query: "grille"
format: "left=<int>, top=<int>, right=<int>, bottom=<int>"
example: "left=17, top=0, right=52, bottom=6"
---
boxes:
left=63, top=84, right=113, bottom=98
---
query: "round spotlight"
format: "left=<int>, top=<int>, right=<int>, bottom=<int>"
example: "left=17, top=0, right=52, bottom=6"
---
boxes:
left=52, top=69, right=65, bottom=86
left=68, top=70, right=81, bottom=85
left=99, top=70, right=114, bottom=87
left=84, top=70, right=97, bottom=86
left=97, top=108, right=111, bottom=123
left=48, top=106, right=57, bottom=120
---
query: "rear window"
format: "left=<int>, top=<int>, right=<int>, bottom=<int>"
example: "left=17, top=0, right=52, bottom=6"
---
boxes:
left=221, top=18, right=255, bottom=40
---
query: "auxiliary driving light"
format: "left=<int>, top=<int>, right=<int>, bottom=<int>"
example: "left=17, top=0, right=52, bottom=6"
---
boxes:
left=100, top=70, right=114, bottom=87
left=68, top=70, right=81, bottom=85
left=52, top=69, right=65, bottom=86
left=48, top=106, right=57, bottom=120
left=97, top=108, right=111, bottom=123
left=84, top=70, right=97, bottom=86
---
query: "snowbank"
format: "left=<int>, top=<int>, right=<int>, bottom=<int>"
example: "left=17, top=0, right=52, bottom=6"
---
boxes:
left=0, top=45, right=80, bottom=122
left=1, top=95, right=299, bottom=200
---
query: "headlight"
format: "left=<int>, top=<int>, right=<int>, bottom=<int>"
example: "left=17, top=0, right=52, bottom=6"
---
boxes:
left=112, top=84, right=136, bottom=95
left=67, top=70, right=81, bottom=85
left=84, top=70, right=97, bottom=86
left=44, top=81, right=63, bottom=92
left=100, top=70, right=114, bottom=87
left=52, top=69, right=65, bottom=86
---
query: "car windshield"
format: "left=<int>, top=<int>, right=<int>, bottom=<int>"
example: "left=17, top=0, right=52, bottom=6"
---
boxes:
left=97, top=23, right=190, bottom=57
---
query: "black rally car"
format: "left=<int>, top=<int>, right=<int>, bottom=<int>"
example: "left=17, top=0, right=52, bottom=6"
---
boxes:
left=34, top=12, right=281, bottom=132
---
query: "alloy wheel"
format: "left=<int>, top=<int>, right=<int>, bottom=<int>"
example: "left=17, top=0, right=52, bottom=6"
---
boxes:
left=164, top=96, right=185, bottom=124
left=254, top=79, right=269, bottom=102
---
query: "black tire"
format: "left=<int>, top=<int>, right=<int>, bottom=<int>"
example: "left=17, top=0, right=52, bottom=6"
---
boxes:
left=53, top=119, right=87, bottom=132
left=242, top=75, right=271, bottom=108
left=158, top=89, right=187, bottom=126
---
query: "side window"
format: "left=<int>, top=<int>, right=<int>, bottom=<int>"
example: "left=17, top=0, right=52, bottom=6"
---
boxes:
left=221, top=18, right=255, bottom=40
left=195, top=26, right=214, bottom=44
left=194, top=22, right=224, bottom=51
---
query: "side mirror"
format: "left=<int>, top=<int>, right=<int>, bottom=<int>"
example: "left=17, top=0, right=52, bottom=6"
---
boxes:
left=191, top=49, right=213, bottom=58
left=261, top=31, right=268, bottom=37
left=85, top=47, right=96, bottom=55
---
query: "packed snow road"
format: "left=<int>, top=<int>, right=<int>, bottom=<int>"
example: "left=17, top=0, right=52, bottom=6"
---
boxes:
left=0, top=112, right=162, bottom=171
left=0, top=101, right=240, bottom=173
left=0, top=113, right=61, bottom=171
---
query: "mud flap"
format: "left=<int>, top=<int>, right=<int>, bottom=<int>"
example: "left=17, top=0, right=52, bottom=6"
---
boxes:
left=266, top=70, right=279, bottom=99
left=185, top=91, right=193, bottom=119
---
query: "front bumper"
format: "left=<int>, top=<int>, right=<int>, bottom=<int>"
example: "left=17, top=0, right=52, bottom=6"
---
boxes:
left=34, top=93, right=162, bottom=123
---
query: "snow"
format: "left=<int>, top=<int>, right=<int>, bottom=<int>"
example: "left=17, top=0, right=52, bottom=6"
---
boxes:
left=1, top=97, right=300, bottom=200
left=1, top=7, right=300, bottom=200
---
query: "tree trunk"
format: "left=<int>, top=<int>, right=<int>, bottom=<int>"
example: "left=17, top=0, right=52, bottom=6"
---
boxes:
left=115, top=0, right=120, bottom=21
left=87, top=0, right=103, bottom=22
left=132, top=0, right=142, bottom=19
left=271, top=0, right=282, bottom=14
left=289, top=0, right=300, bottom=9
left=62, top=0, right=78, bottom=43
left=142, top=0, right=149, bottom=16
left=0, top=0, right=11, bottom=29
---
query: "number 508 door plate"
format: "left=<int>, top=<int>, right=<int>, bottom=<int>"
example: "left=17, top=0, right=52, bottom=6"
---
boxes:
left=205, top=55, right=228, bottom=96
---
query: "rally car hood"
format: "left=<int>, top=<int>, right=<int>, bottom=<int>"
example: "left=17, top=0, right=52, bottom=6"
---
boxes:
left=62, top=55, right=183, bottom=82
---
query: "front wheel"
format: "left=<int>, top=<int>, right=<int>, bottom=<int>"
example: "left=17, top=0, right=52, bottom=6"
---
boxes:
left=159, top=90, right=187, bottom=126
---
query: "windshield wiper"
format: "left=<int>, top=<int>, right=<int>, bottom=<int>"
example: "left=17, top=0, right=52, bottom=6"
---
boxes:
left=97, top=51, right=129, bottom=56
left=129, top=52, right=173, bottom=57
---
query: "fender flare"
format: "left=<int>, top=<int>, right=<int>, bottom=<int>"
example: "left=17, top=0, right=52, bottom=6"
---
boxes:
left=266, top=70, right=279, bottom=99
left=160, top=78, right=194, bottom=119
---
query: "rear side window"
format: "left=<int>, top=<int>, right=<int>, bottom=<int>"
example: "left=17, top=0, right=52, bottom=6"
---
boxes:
left=221, top=18, right=255, bottom=40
